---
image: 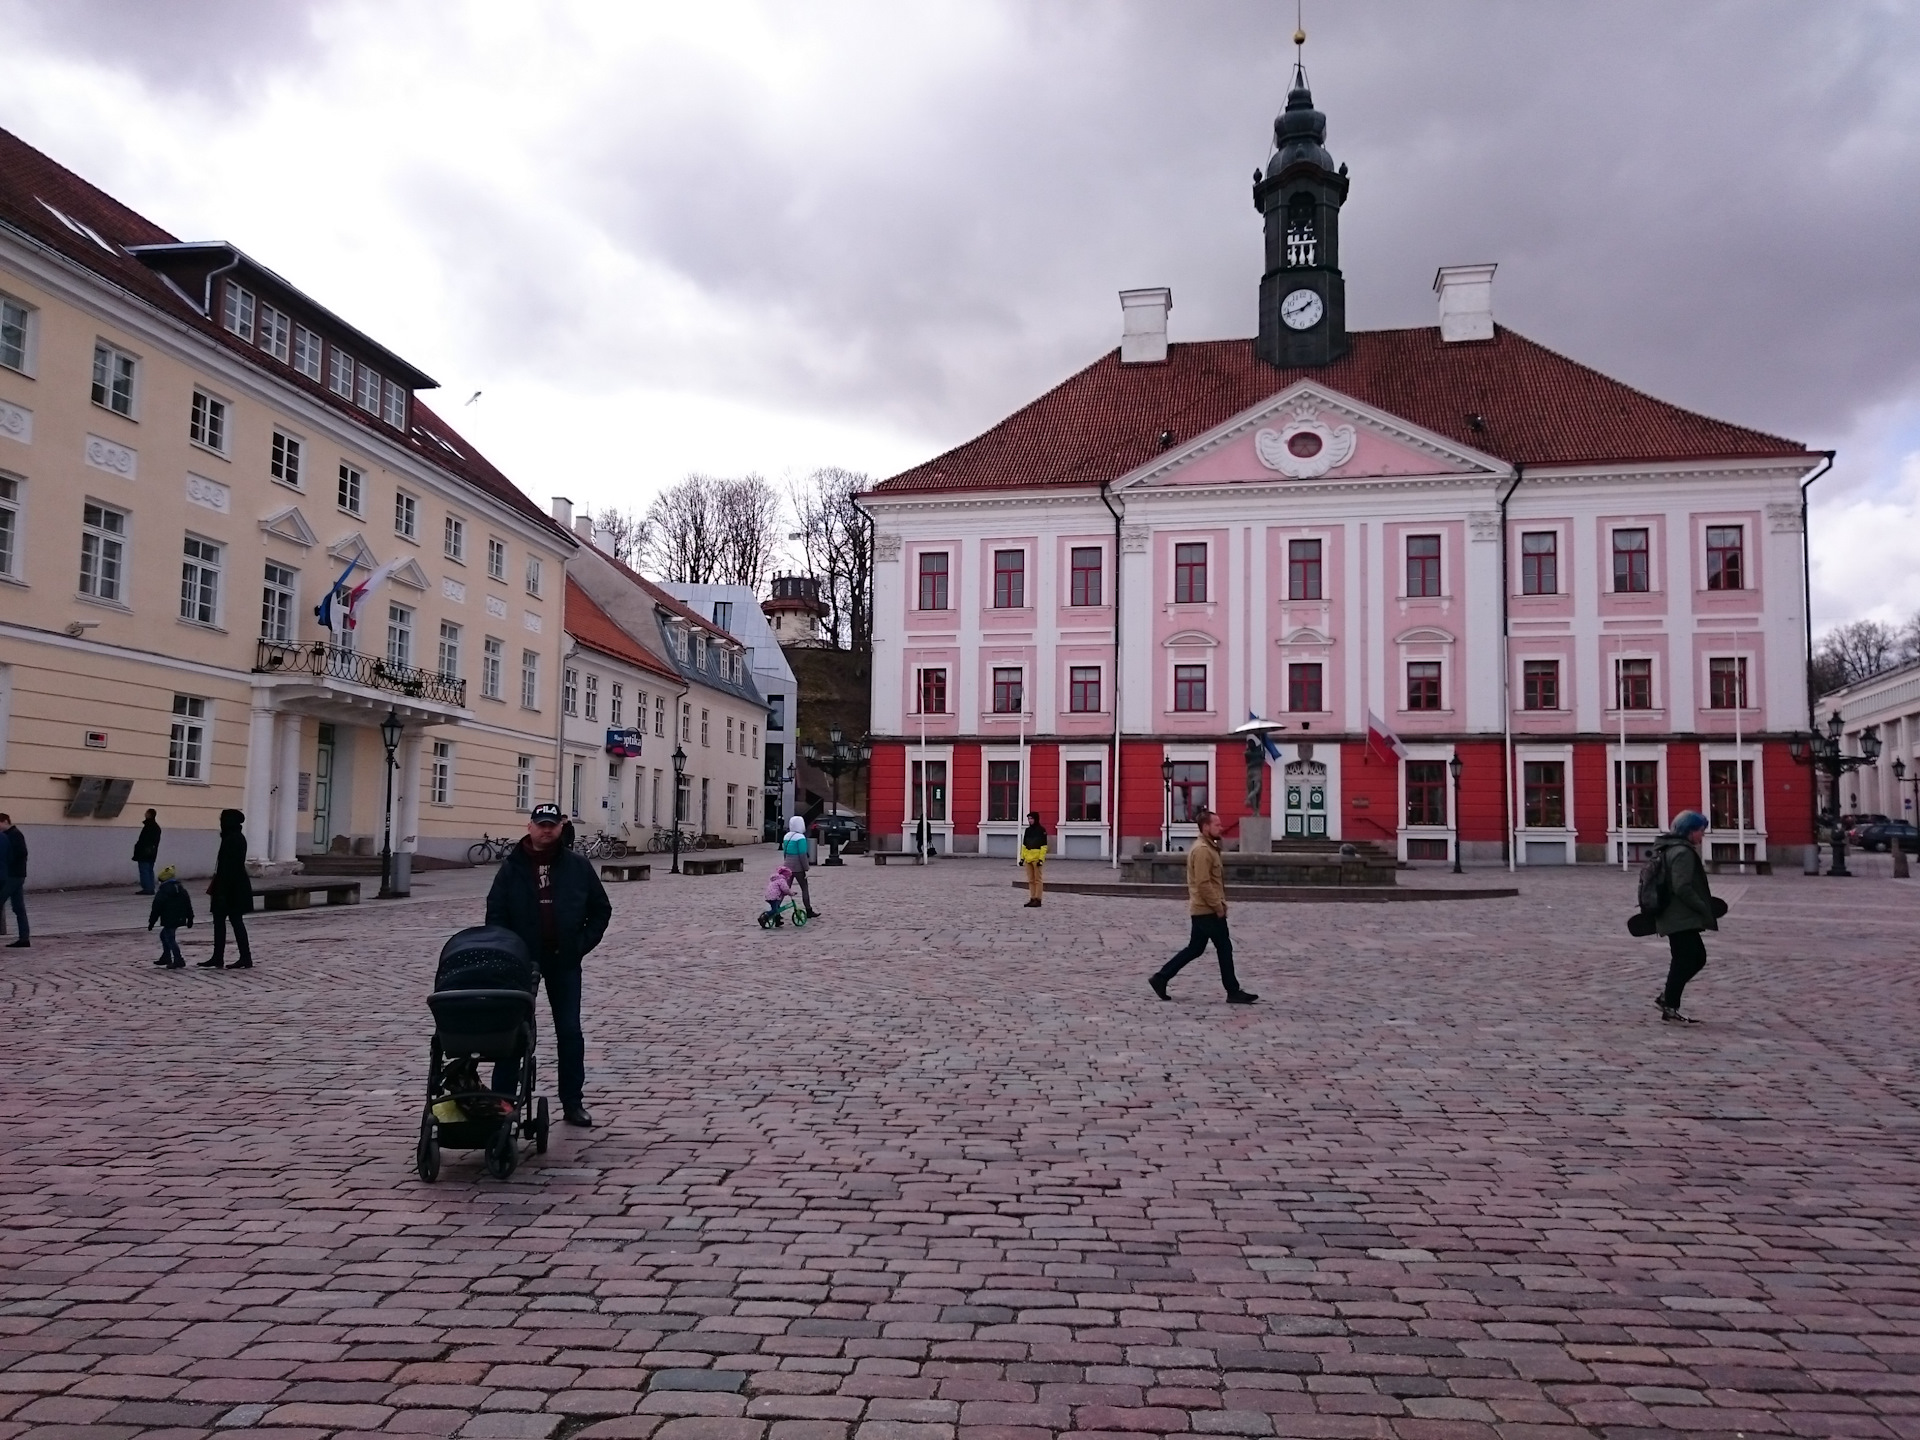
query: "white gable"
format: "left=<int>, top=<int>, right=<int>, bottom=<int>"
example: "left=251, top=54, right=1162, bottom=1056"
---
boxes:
left=259, top=506, right=318, bottom=547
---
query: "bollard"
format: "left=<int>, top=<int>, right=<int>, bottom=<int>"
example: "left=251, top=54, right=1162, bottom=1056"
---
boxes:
left=1896, top=837, right=1910, bottom=880
left=1803, top=845, right=1820, bottom=876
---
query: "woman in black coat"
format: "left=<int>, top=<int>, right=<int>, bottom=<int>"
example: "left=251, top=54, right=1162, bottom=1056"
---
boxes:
left=200, top=808, right=254, bottom=969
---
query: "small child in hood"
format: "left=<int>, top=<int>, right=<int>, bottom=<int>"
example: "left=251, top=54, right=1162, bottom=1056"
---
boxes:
left=762, top=865, right=795, bottom=927
left=148, top=865, right=195, bottom=969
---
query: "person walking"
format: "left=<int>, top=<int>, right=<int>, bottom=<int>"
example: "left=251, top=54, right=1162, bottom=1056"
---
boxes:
left=148, top=865, right=194, bottom=969
left=1149, top=808, right=1258, bottom=1004
left=1019, top=811, right=1048, bottom=907
left=486, top=802, right=613, bottom=1127
left=0, top=813, right=28, bottom=948
left=133, top=809, right=162, bottom=894
left=200, top=808, right=254, bottom=969
left=1650, top=810, right=1723, bottom=1023
left=782, top=816, right=817, bottom=919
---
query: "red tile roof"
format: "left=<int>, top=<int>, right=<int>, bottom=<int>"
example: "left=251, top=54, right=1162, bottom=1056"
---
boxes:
left=580, top=540, right=741, bottom=644
left=564, top=578, right=680, bottom=680
left=0, top=124, right=570, bottom=543
left=873, top=329, right=1812, bottom=495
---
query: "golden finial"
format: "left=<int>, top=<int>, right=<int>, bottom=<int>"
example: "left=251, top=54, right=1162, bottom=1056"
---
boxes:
left=1295, top=0, right=1305, bottom=48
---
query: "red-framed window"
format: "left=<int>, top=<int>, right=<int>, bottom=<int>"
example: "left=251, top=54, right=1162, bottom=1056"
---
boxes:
left=1708, top=759, right=1755, bottom=830
left=991, top=666, right=1024, bottom=714
left=1168, top=760, right=1209, bottom=822
left=1520, top=531, right=1557, bottom=595
left=1617, top=658, right=1653, bottom=710
left=917, top=552, right=949, bottom=610
left=910, top=759, right=947, bottom=821
left=1522, top=659, right=1559, bottom=711
left=1523, top=761, right=1566, bottom=827
left=1065, top=760, right=1102, bottom=822
left=1612, top=528, right=1650, bottom=593
left=986, top=760, right=1021, bottom=822
left=1173, top=542, right=1208, bottom=603
left=1069, top=546, right=1102, bottom=607
left=1406, top=534, right=1441, bottom=598
left=1708, top=656, right=1748, bottom=709
left=916, top=668, right=947, bottom=715
left=1617, top=760, right=1660, bottom=829
left=1406, top=661, right=1442, bottom=711
left=1173, top=663, right=1207, bottom=712
left=1705, top=525, right=1744, bottom=591
left=1405, top=759, right=1448, bottom=827
left=992, top=549, right=1026, bottom=609
left=1288, top=538, right=1323, bottom=600
left=1068, top=665, right=1101, bottom=713
left=1288, top=662, right=1323, bottom=713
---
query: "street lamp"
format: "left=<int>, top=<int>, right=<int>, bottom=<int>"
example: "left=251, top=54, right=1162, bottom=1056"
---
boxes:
left=1448, top=753, right=1464, bottom=874
left=1790, top=712, right=1880, bottom=876
left=670, top=743, right=687, bottom=874
left=802, top=726, right=870, bottom=867
left=1894, top=757, right=1916, bottom=879
left=1160, top=756, right=1175, bottom=852
left=377, top=708, right=402, bottom=899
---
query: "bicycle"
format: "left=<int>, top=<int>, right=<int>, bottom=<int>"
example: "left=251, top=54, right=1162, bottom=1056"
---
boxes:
left=576, top=831, right=629, bottom=860
left=466, top=833, right=513, bottom=864
left=757, top=894, right=810, bottom=930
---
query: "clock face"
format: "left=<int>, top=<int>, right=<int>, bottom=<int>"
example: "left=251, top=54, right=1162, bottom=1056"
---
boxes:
left=1280, top=288, right=1324, bottom=330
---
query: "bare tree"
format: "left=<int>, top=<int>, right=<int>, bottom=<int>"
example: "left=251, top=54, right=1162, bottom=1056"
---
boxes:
left=637, top=476, right=722, bottom=584
left=1813, top=618, right=1902, bottom=695
left=590, top=505, right=646, bottom=566
left=790, top=466, right=874, bottom=650
left=710, top=474, right=782, bottom=591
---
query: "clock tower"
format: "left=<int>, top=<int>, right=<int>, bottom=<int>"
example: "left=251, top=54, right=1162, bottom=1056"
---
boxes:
left=1254, top=42, right=1349, bottom=368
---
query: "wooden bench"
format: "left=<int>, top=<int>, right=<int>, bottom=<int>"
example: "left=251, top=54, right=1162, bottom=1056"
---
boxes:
left=872, top=852, right=928, bottom=865
left=600, top=861, right=651, bottom=882
left=680, top=856, right=743, bottom=876
left=256, top=879, right=362, bottom=911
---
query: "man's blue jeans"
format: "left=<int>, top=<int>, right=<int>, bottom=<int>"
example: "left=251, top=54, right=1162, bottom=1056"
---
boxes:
left=493, top=967, right=584, bottom=1108
left=0, top=878, right=26, bottom=941
left=137, top=860, right=156, bottom=893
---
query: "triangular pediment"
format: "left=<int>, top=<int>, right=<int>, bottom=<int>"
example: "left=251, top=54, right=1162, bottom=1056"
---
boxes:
left=327, top=533, right=376, bottom=567
left=259, top=506, right=318, bottom=547
left=1116, top=380, right=1511, bottom=491
left=390, top=558, right=430, bottom=591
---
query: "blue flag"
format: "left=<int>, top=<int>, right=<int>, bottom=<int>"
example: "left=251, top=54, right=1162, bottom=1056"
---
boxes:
left=314, top=556, right=362, bottom=631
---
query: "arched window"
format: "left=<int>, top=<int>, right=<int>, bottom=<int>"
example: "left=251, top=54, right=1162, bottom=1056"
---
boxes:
left=1285, top=192, right=1317, bottom=267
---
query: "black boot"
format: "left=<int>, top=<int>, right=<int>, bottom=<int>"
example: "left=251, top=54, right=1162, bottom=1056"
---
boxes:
left=198, top=956, right=224, bottom=968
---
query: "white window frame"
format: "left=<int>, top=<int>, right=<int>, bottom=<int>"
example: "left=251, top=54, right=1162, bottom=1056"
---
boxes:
left=338, top=462, right=364, bottom=516
left=262, top=560, right=297, bottom=643
left=355, top=362, right=382, bottom=414
left=382, top=379, right=407, bottom=428
left=526, top=555, right=543, bottom=597
left=270, top=429, right=303, bottom=489
left=1515, top=742, right=1578, bottom=865
left=1058, top=747, right=1109, bottom=856
left=1397, top=743, right=1458, bottom=865
left=0, top=291, right=35, bottom=375
left=1162, top=744, right=1214, bottom=846
left=444, top=512, right=465, bottom=563
left=563, top=667, right=579, bottom=716
left=167, top=694, right=209, bottom=782
left=179, top=533, right=223, bottom=627
left=437, top=620, right=460, bottom=681
left=257, top=302, right=290, bottom=363
left=430, top=740, right=453, bottom=806
left=520, top=649, right=540, bottom=710
left=907, top=744, right=956, bottom=852
left=487, top=536, right=506, bottom=581
left=979, top=745, right=1027, bottom=850
left=386, top=603, right=414, bottom=669
left=610, top=682, right=624, bottom=728
left=394, top=489, right=417, bottom=540
left=482, top=636, right=504, bottom=701
left=328, top=348, right=354, bottom=398
left=79, top=499, right=128, bottom=603
left=293, top=324, right=323, bottom=382
left=91, top=340, right=137, bottom=417
left=222, top=282, right=256, bottom=342
left=1605, top=743, right=1668, bottom=865
left=584, top=672, right=599, bottom=722
left=0, top=474, right=20, bottom=582
left=514, top=754, right=533, bottom=811
left=188, top=388, right=229, bottom=455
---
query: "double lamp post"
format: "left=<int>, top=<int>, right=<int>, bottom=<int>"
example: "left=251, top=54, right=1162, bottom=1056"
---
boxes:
left=802, top=727, right=869, bottom=866
left=1789, top=710, right=1880, bottom=877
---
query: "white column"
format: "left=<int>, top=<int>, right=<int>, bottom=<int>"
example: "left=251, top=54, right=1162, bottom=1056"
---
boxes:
left=273, top=712, right=302, bottom=863
left=396, top=727, right=425, bottom=854
left=243, top=699, right=277, bottom=865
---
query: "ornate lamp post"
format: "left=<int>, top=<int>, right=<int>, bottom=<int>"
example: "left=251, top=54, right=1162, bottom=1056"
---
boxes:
left=1893, top=757, right=1917, bottom=879
left=670, top=743, right=687, bottom=875
left=1160, top=757, right=1175, bottom=852
left=1449, top=752, right=1464, bottom=874
left=802, top=727, right=870, bottom=867
left=1789, top=712, right=1880, bottom=876
left=377, top=709, right=402, bottom=899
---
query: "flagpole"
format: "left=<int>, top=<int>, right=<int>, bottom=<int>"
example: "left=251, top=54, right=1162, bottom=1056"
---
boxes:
left=1618, top=645, right=1629, bottom=873
left=1017, top=705, right=1027, bottom=870
left=1735, top=631, right=1746, bottom=867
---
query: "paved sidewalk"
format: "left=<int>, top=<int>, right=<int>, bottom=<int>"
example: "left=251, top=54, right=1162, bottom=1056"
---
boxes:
left=5, top=858, right=1920, bottom=1440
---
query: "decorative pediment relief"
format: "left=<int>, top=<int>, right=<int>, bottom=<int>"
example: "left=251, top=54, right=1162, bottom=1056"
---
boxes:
left=1395, top=626, right=1456, bottom=646
left=1163, top=629, right=1220, bottom=649
left=327, top=533, right=376, bottom=567
left=1279, top=626, right=1332, bottom=647
left=390, top=558, right=430, bottom=591
left=259, top=506, right=318, bottom=548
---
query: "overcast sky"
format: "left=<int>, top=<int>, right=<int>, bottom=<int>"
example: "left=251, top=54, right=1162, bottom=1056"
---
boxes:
left=3, top=0, right=1917, bottom=631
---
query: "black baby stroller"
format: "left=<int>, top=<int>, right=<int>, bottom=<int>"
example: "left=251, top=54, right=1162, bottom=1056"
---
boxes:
left=417, top=925, right=550, bottom=1181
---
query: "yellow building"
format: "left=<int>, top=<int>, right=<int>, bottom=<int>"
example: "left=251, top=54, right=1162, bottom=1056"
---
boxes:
left=0, top=128, right=575, bottom=887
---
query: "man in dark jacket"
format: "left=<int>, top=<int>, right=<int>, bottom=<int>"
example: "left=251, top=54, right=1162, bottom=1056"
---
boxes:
left=133, top=809, right=162, bottom=894
left=1652, top=810, right=1718, bottom=1023
left=0, top=813, right=28, bottom=947
left=486, top=803, right=612, bottom=1126
left=201, top=809, right=254, bottom=969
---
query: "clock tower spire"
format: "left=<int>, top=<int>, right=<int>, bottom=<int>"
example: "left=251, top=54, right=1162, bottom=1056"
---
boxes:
left=1253, top=24, right=1349, bottom=368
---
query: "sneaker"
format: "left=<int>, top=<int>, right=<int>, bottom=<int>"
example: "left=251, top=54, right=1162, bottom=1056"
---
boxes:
left=563, top=1104, right=595, bottom=1127
left=1149, top=975, right=1170, bottom=1001
left=1227, top=991, right=1260, bottom=1005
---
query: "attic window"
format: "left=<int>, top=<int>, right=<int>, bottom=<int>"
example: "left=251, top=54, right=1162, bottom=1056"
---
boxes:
left=411, top=425, right=462, bottom=459
left=38, top=200, right=117, bottom=255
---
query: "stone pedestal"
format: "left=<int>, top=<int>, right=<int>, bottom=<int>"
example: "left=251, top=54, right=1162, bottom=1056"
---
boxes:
left=1238, top=816, right=1272, bottom=855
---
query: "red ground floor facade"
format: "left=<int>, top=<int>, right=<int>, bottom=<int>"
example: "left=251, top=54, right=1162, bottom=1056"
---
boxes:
left=870, top=736, right=1816, bottom=865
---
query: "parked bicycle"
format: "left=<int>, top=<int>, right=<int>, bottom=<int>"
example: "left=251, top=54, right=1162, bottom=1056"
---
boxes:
left=465, top=833, right=514, bottom=864
left=574, top=831, right=629, bottom=859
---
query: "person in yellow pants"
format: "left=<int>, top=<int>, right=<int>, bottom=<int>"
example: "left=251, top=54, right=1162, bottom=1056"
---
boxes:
left=1019, top=811, right=1048, bottom=907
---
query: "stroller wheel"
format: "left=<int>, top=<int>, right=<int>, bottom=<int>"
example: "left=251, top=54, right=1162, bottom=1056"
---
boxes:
left=535, top=1096, right=550, bottom=1154
left=416, top=1115, right=440, bottom=1183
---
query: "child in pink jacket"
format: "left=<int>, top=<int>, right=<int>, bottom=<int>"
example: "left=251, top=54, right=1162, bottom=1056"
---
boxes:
left=761, top=865, right=794, bottom=927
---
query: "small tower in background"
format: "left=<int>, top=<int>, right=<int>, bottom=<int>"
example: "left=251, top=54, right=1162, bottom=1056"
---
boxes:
left=763, top=573, right=831, bottom=648
left=1253, top=24, right=1350, bottom=368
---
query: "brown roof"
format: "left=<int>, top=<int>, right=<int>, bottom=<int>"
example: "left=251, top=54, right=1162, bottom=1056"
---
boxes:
left=581, top=540, right=740, bottom=645
left=564, top=578, right=681, bottom=681
left=873, top=329, right=1812, bottom=495
left=0, top=124, right=570, bottom=543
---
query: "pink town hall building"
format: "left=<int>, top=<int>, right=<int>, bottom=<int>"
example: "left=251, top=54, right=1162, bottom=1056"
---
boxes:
left=861, top=65, right=1825, bottom=867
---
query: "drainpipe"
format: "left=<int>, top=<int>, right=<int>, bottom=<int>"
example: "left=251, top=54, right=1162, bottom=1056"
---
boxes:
left=1497, top=464, right=1525, bottom=873
left=1100, top=478, right=1125, bottom=869
left=201, top=246, right=243, bottom=318
left=1800, top=450, right=1837, bottom=843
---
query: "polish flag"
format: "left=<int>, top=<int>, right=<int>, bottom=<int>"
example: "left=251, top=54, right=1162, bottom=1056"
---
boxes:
left=1365, top=710, right=1408, bottom=765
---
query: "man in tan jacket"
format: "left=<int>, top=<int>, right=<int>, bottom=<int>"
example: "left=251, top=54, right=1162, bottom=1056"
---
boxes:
left=1149, top=808, right=1258, bottom=1004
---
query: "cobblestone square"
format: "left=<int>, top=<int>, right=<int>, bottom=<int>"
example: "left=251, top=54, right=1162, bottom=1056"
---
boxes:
left=6, top=856, right=1920, bottom=1440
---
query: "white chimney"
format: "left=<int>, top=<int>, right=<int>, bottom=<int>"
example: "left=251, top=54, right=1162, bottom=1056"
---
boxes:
left=1119, top=287, right=1172, bottom=364
left=1433, top=264, right=1496, bottom=342
left=574, top=513, right=595, bottom=542
left=551, top=495, right=574, bottom=529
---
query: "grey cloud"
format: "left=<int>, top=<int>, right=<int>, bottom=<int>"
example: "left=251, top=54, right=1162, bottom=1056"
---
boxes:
left=1, top=0, right=329, bottom=100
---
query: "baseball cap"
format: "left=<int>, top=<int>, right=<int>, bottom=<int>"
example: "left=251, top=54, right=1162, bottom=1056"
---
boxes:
left=530, top=803, right=564, bottom=825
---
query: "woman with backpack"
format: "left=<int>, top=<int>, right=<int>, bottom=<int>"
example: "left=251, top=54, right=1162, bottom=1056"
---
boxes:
left=1644, top=810, right=1721, bottom=1023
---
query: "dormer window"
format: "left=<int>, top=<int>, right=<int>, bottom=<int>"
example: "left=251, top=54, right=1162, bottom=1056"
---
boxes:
left=355, top=364, right=382, bottom=415
left=258, top=303, right=290, bottom=362
left=328, top=348, right=353, bottom=398
left=1285, top=193, right=1316, bottom=268
left=381, top=379, right=407, bottom=428
left=293, top=325, right=323, bottom=381
left=222, top=283, right=255, bottom=342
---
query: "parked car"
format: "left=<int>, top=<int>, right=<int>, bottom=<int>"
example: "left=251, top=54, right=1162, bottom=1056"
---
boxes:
left=813, top=811, right=867, bottom=847
left=1856, top=821, right=1920, bottom=853
left=1844, top=813, right=1892, bottom=845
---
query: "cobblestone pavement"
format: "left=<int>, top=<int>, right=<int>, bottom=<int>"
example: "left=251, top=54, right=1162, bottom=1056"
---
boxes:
left=7, top=853, right=1920, bottom=1440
